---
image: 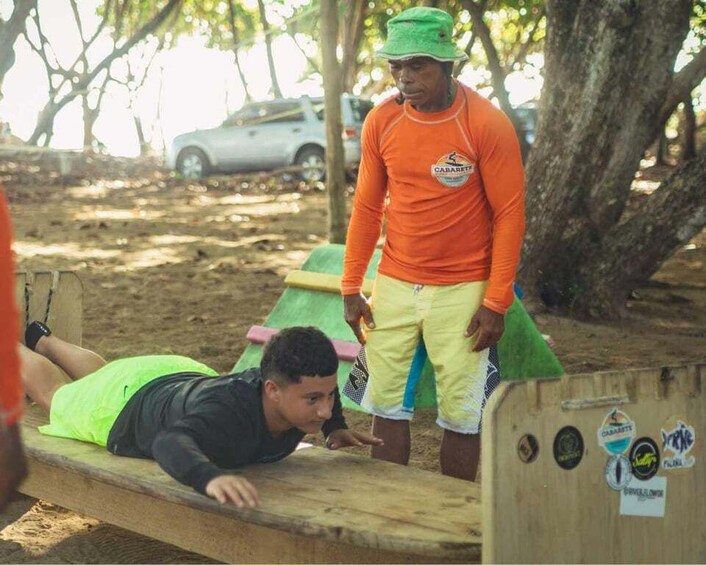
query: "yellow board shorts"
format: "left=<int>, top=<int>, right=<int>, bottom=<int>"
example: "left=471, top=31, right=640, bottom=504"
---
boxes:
left=342, top=274, right=501, bottom=434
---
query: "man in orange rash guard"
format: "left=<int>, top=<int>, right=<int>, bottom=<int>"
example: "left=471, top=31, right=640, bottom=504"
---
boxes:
left=0, top=185, right=27, bottom=510
left=341, top=7, right=525, bottom=481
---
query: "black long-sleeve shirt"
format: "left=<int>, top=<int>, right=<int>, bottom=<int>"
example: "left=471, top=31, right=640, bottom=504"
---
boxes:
left=106, top=368, right=347, bottom=493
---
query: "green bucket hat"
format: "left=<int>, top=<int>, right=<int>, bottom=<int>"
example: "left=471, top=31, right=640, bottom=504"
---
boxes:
left=377, top=7, right=468, bottom=63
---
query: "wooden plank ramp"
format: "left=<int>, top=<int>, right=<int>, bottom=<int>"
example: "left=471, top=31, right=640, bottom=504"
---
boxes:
left=20, top=405, right=481, bottom=564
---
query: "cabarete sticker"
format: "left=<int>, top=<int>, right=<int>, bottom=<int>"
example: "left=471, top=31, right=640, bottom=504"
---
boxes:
left=430, top=152, right=475, bottom=188
left=597, top=408, right=636, bottom=455
left=661, top=420, right=696, bottom=470
left=619, top=476, right=667, bottom=517
left=629, top=437, right=660, bottom=481
left=605, top=454, right=632, bottom=491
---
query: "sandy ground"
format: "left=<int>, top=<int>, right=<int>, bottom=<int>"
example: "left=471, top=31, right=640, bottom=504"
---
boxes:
left=1, top=153, right=704, bottom=563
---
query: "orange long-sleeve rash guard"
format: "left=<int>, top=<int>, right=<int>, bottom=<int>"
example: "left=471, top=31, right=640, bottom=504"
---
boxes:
left=0, top=188, right=22, bottom=426
left=342, top=82, right=525, bottom=314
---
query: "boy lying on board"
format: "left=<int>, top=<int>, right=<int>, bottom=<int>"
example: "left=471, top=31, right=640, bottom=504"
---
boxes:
left=20, top=323, right=381, bottom=507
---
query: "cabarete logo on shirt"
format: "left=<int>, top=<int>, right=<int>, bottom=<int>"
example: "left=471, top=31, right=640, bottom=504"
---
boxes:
left=430, top=152, right=475, bottom=188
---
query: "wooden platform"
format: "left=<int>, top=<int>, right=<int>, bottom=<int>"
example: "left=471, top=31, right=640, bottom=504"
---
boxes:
left=20, top=405, right=481, bottom=564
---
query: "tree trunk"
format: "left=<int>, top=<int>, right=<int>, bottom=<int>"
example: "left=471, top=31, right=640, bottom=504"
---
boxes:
left=656, top=127, right=670, bottom=166
left=257, top=0, right=282, bottom=99
left=0, top=0, right=36, bottom=86
left=575, top=147, right=706, bottom=317
left=519, top=0, right=693, bottom=317
left=654, top=47, right=706, bottom=144
left=133, top=115, right=150, bottom=156
left=320, top=0, right=346, bottom=244
left=27, top=0, right=182, bottom=145
left=83, top=95, right=95, bottom=149
left=227, top=0, right=252, bottom=103
left=341, top=1, right=366, bottom=93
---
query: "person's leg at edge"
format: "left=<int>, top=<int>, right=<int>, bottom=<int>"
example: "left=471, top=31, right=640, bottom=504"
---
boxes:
left=371, top=415, right=411, bottom=465
left=440, top=429, right=480, bottom=481
left=18, top=343, right=71, bottom=412
left=34, top=334, right=106, bottom=380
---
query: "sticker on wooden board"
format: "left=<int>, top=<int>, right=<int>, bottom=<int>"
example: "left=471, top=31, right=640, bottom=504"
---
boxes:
left=629, top=437, right=660, bottom=481
left=517, top=434, right=539, bottom=463
left=619, top=476, right=667, bottom=517
left=605, top=454, right=632, bottom=491
left=553, top=426, right=584, bottom=470
left=661, top=419, right=696, bottom=471
left=597, top=408, right=636, bottom=455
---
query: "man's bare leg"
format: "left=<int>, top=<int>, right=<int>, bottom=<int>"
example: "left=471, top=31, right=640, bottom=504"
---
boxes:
left=34, top=334, right=106, bottom=380
left=18, top=344, right=71, bottom=412
left=440, top=429, right=480, bottom=481
left=370, top=416, right=411, bottom=465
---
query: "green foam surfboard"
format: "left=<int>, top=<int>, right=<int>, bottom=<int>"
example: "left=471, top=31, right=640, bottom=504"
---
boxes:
left=233, top=244, right=564, bottom=411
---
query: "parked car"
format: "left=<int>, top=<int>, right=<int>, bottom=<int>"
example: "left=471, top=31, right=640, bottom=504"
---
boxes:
left=166, top=94, right=374, bottom=181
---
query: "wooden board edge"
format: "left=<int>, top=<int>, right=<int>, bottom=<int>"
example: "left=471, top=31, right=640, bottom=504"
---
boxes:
left=20, top=438, right=481, bottom=562
left=481, top=381, right=514, bottom=564
left=20, top=457, right=477, bottom=564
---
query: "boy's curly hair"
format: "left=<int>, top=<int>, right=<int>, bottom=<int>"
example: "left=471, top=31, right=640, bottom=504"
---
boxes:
left=260, top=326, right=338, bottom=384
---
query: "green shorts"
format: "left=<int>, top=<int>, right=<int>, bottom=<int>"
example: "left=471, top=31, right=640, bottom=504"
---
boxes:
left=39, top=355, right=218, bottom=446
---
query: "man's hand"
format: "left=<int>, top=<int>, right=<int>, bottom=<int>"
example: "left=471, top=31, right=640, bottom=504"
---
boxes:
left=205, top=474, right=260, bottom=508
left=0, top=423, right=27, bottom=512
left=465, top=305, right=505, bottom=352
left=343, top=293, right=375, bottom=345
left=325, top=429, right=384, bottom=450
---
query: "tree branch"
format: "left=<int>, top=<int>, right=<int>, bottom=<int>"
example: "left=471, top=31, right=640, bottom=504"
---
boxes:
left=0, top=0, right=36, bottom=84
left=227, top=0, right=252, bottom=103
left=508, top=7, right=546, bottom=70
left=655, top=47, right=706, bottom=137
left=462, top=0, right=511, bottom=112
left=257, top=0, right=282, bottom=98
left=287, top=25, right=321, bottom=75
left=28, top=0, right=183, bottom=145
left=461, top=0, right=529, bottom=157
left=454, top=0, right=487, bottom=77
left=86, top=0, right=113, bottom=47
left=576, top=146, right=706, bottom=316
left=341, top=1, right=366, bottom=92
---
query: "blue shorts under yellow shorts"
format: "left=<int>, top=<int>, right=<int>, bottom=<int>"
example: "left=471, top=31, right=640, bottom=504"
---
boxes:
left=39, top=355, right=217, bottom=446
left=342, top=274, right=501, bottom=434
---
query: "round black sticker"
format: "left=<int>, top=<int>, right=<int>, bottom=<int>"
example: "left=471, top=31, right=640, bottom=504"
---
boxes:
left=517, top=434, right=539, bottom=463
left=553, top=426, right=584, bottom=470
left=629, top=437, right=660, bottom=480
